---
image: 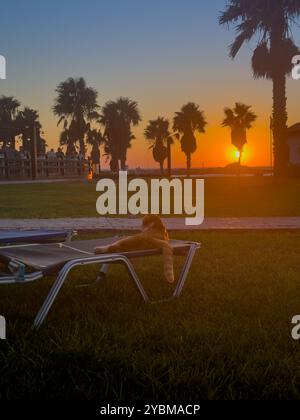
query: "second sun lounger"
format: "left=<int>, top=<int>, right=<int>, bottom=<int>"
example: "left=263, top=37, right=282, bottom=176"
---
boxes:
left=0, top=229, right=72, bottom=245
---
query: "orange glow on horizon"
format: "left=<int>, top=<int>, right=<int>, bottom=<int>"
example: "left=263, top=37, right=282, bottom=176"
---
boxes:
left=44, top=118, right=271, bottom=169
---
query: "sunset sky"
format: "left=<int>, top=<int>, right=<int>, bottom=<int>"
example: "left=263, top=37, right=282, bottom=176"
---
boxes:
left=1, top=0, right=300, bottom=168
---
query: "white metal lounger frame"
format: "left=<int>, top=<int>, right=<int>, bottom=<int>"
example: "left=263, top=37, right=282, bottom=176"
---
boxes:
left=0, top=241, right=200, bottom=330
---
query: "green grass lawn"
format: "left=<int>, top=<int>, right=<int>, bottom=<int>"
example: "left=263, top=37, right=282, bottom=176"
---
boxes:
left=1, top=231, right=300, bottom=400
left=0, top=177, right=299, bottom=218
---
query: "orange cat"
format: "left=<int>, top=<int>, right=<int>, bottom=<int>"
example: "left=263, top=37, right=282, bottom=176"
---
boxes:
left=94, top=215, right=174, bottom=283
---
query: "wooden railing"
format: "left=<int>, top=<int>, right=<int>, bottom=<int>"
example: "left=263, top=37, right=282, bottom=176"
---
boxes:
left=0, top=156, right=89, bottom=180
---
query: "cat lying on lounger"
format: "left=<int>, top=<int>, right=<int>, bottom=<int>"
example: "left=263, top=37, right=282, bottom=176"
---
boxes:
left=94, top=215, right=174, bottom=283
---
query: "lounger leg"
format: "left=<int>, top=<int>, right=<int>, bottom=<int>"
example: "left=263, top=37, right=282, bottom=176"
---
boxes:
left=32, top=265, right=73, bottom=330
left=32, top=255, right=149, bottom=330
left=173, top=244, right=198, bottom=298
left=123, top=261, right=149, bottom=302
left=96, top=263, right=109, bottom=282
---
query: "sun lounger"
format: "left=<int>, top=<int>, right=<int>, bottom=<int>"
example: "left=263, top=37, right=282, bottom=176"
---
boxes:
left=0, top=230, right=72, bottom=245
left=0, top=237, right=200, bottom=330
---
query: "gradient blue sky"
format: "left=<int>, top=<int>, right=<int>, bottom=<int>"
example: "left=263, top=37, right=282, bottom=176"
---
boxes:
left=1, top=0, right=300, bottom=167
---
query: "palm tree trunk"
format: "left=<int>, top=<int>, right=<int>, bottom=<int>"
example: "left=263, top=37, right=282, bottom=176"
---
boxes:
left=120, top=158, right=127, bottom=171
left=79, top=137, right=85, bottom=157
left=167, top=138, right=172, bottom=178
left=186, top=153, right=191, bottom=177
left=159, top=161, right=164, bottom=175
left=272, top=73, right=288, bottom=178
left=237, top=150, right=242, bottom=177
left=120, top=144, right=127, bottom=171
left=270, top=19, right=289, bottom=178
left=110, top=157, right=119, bottom=173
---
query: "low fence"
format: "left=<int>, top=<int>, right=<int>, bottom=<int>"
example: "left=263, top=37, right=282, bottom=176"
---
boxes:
left=0, top=156, right=89, bottom=180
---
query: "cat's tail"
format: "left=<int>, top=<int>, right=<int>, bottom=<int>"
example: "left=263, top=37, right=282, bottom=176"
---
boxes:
left=162, top=243, right=175, bottom=284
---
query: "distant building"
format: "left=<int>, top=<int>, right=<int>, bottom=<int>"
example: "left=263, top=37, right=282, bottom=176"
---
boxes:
left=288, top=123, right=300, bottom=166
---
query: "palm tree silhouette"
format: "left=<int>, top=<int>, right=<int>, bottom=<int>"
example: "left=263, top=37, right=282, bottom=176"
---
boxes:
left=144, top=117, right=171, bottom=174
left=222, top=103, right=257, bottom=173
left=59, top=128, right=76, bottom=157
left=173, top=103, right=207, bottom=176
left=0, top=96, right=21, bottom=149
left=53, top=77, right=100, bottom=156
left=100, top=97, right=141, bottom=171
left=219, top=0, right=300, bottom=177
left=16, top=107, right=46, bottom=154
left=100, top=101, right=121, bottom=171
left=86, top=128, right=104, bottom=174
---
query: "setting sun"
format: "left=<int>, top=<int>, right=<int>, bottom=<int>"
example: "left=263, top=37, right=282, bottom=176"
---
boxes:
left=235, top=151, right=241, bottom=160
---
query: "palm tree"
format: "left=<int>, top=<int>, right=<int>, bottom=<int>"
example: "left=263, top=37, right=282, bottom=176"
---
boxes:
left=222, top=102, right=257, bottom=173
left=15, top=107, right=46, bottom=154
left=144, top=117, right=170, bottom=174
left=59, top=128, right=76, bottom=157
left=86, top=128, right=104, bottom=173
left=219, top=0, right=300, bottom=177
left=86, top=128, right=103, bottom=148
left=53, top=77, right=100, bottom=156
left=117, top=97, right=141, bottom=170
left=59, top=119, right=82, bottom=157
left=100, top=101, right=121, bottom=172
left=173, top=102, right=207, bottom=176
left=100, top=97, right=141, bottom=171
left=0, top=96, right=20, bottom=149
